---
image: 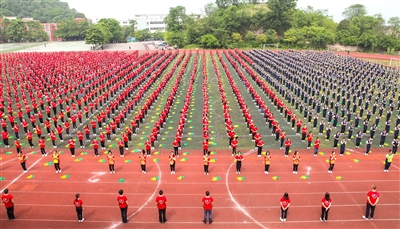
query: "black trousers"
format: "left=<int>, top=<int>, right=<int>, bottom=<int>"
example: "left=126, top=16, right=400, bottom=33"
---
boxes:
left=174, top=147, right=179, bottom=156
left=293, top=164, right=299, bottom=171
left=257, top=146, right=262, bottom=155
left=280, top=207, right=288, bottom=219
left=141, top=164, right=146, bottom=172
left=170, top=163, right=175, bottom=172
left=54, top=162, right=61, bottom=171
left=70, top=148, right=75, bottom=156
left=328, top=164, right=335, bottom=171
left=120, top=206, right=128, bottom=223
left=20, top=162, right=27, bottom=171
left=285, top=146, right=290, bottom=155
left=158, top=208, right=166, bottom=223
left=40, top=148, right=46, bottom=155
left=6, top=206, right=15, bottom=219
left=109, top=164, right=115, bottom=172
left=76, top=207, right=83, bottom=220
left=384, top=160, right=391, bottom=170
left=264, top=164, right=270, bottom=172
left=365, top=203, right=376, bottom=219
left=236, top=161, right=242, bottom=172
left=204, top=165, right=209, bottom=173
left=321, top=207, right=329, bottom=220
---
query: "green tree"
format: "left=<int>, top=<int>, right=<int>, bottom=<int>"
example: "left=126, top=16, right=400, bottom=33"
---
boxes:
left=199, top=34, right=220, bottom=48
left=55, top=19, right=79, bottom=41
left=266, top=29, right=277, bottom=43
left=85, top=23, right=111, bottom=45
left=141, top=29, right=152, bottom=41
left=6, top=19, right=27, bottom=42
left=358, top=31, right=378, bottom=51
left=266, top=0, right=297, bottom=35
left=244, top=31, right=256, bottom=41
left=232, top=32, right=243, bottom=42
left=283, top=28, right=305, bottom=47
left=152, top=31, right=165, bottom=40
left=215, top=0, right=232, bottom=9
left=26, top=20, right=48, bottom=41
left=133, top=30, right=143, bottom=41
left=0, top=18, right=12, bottom=42
left=164, top=6, right=188, bottom=32
left=255, top=34, right=267, bottom=43
left=97, top=18, right=123, bottom=43
left=388, top=17, right=400, bottom=38
left=342, top=4, right=367, bottom=20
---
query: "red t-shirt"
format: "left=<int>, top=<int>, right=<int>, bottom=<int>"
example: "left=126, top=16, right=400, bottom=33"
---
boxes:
left=367, top=191, right=379, bottom=205
left=73, top=199, right=83, bottom=208
left=202, top=196, right=213, bottom=210
left=2, top=194, right=13, bottom=208
left=321, top=197, right=331, bottom=208
left=156, top=196, right=167, bottom=209
left=280, top=197, right=290, bottom=209
left=117, top=195, right=128, bottom=208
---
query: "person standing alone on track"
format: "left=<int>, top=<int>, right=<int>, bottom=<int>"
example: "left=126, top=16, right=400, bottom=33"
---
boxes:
left=320, top=192, right=331, bottom=222
left=117, top=189, right=129, bottom=223
left=264, top=151, right=271, bottom=174
left=203, top=151, right=210, bottom=175
left=292, top=151, right=300, bottom=174
left=280, top=192, right=290, bottom=222
left=52, top=150, right=61, bottom=173
left=139, top=149, right=147, bottom=173
left=384, top=150, right=394, bottom=172
left=234, top=151, right=244, bottom=174
left=156, top=190, right=167, bottom=223
left=202, top=191, right=213, bottom=224
left=2, top=188, right=16, bottom=220
left=17, top=152, right=28, bottom=172
left=107, top=150, right=115, bottom=174
left=73, top=193, right=84, bottom=222
left=328, top=151, right=336, bottom=173
left=169, top=151, right=176, bottom=174
left=362, top=185, right=379, bottom=220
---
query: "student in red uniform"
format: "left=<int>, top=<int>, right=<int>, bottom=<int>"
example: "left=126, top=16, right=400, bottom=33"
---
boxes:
left=292, top=151, right=300, bottom=174
left=38, top=137, right=47, bottom=156
left=27, top=130, right=34, bottom=148
left=50, top=130, right=57, bottom=148
left=202, top=139, right=209, bottom=156
left=118, top=139, right=124, bottom=157
left=320, top=192, right=332, bottom=221
left=73, top=193, right=84, bottom=222
left=234, top=151, right=244, bottom=174
left=280, top=192, right=290, bottom=222
left=257, top=139, right=264, bottom=157
left=284, top=138, right=291, bottom=157
left=92, top=138, right=99, bottom=157
left=156, top=190, right=167, bottom=223
left=145, top=138, right=151, bottom=156
left=14, top=140, right=22, bottom=154
left=169, top=151, right=176, bottom=174
left=117, top=189, right=129, bottom=223
left=307, top=131, right=313, bottom=149
left=363, top=185, right=380, bottom=220
left=231, top=136, right=238, bottom=156
left=17, top=152, right=28, bottom=172
left=2, top=189, right=16, bottom=220
left=203, top=151, right=210, bottom=175
left=68, top=138, right=76, bottom=157
left=202, top=191, right=213, bottom=224
left=139, top=150, right=147, bottom=173
left=77, top=131, right=84, bottom=148
left=2, top=130, right=10, bottom=147
left=172, top=138, right=179, bottom=156
left=314, top=137, right=320, bottom=156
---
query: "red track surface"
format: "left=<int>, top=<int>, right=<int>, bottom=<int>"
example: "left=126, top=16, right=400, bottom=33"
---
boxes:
left=334, top=52, right=399, bottom=61
left=0, top=147, right=399, bottom=229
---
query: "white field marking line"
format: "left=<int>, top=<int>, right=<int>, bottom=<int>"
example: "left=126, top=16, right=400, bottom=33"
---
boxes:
left=0, top=156, right=43, bottom=193
left=225, top=149, right=268, bottom=229
left=108, top=159, right=161, bottom=229
left=9, top=190, right=400, bottom=196
left=306, top=166, right=311, bottom=176
left=2, top=218, right=398, bottom=223
left=88, top=172, right=106, bottom=182
left=11, top=203, right=400, bottom=208
left=16, top=179, right=398, bottom=185
left=0, top=150, right=38, bottom=166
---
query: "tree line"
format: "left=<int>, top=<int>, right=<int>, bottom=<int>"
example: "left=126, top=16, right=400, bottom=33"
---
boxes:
left=164, top=1, right=400, bottom=53
left=0, top=18, right=48, bottom=42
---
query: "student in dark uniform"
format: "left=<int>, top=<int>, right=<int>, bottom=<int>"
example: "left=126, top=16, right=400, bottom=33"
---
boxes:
left=340, top=137, right=347, bottom=156
left=392, top=138, right=399, bottom=154
left=379, top=130, right=388, bottom=147
left=355, top=131, right=363, bottom=148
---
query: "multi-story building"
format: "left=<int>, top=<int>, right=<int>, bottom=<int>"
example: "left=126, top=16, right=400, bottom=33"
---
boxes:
left=134, top=14, right=167, bottom=32
left=42, top=23, right=61, bottom=42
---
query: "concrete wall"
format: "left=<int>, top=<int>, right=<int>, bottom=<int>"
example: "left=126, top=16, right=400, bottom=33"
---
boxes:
left=327, top=44, right=364, bottom=52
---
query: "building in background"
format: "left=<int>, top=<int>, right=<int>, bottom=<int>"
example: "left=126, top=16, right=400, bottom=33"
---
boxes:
left=42, top=23, right=61, bottom=41
left=134, top=14, right=167, bottom=32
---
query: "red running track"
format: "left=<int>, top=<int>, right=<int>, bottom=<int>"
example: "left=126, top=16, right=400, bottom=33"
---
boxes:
left=0, top=148, right=399, bottom=229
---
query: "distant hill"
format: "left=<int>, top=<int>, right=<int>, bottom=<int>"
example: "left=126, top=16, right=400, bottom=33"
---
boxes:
left=0, top=0, right=85, bottom=23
